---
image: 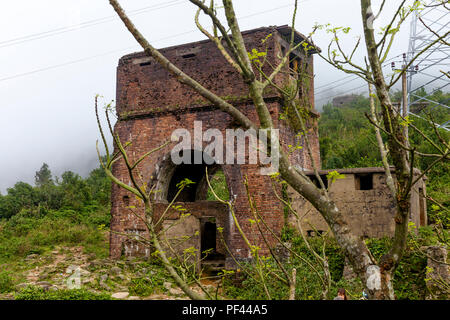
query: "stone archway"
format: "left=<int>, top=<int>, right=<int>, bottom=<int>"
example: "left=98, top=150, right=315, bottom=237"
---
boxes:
left=151, top=150, right=224, bottom=202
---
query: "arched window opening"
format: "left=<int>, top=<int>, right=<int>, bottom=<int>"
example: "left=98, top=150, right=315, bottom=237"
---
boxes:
left=166, top=150, right=229, bottom=202
left=206, top=168, right=230, bottom=201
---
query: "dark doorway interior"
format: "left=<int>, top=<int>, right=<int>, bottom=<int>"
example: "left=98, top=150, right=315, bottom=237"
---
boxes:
left=201, top=221, right=217, bottom=260
left=307, top=174, right=329, bottom=189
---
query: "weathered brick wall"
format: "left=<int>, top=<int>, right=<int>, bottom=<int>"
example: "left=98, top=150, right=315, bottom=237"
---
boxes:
left=109, top=105, right=291, bottom=262
left=110, top=26, right=320, bottom=266
left=117, top=28, right=275, bottom=118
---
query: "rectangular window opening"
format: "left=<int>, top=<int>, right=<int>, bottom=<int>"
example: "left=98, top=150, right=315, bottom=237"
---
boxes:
left=123, top=195, right=130, bottom=206
left=182, top=53, right=196, bottom=59
left=355, top=174, right=373, bottom=190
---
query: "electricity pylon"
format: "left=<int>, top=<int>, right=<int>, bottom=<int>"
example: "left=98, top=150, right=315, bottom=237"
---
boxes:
left=406, top=0, right=449, bottom=131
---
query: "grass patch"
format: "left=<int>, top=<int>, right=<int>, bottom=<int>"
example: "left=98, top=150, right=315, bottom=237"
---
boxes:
left=14, top=286, right=112, bottom=300
left=0, top=208, right=109, bottom=264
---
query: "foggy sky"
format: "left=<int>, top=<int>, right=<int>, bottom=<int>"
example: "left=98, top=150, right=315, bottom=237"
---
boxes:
left=0, top=0, right=429, bottom=193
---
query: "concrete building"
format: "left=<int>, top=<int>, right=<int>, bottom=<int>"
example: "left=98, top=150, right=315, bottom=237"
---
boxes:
left=332, top=94, right=359, bottom=107
left=289, top=167, right=427, bottom=238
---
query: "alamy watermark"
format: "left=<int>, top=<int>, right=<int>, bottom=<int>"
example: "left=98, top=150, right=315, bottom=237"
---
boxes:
left=170, top=121, right=279, bottom=175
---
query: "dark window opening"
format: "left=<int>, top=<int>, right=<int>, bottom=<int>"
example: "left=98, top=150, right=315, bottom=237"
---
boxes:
left=307, top=175, right=328, bottom=189
left=123, top=195, right=130, bottom=206
left=355, top=174, right=373, bottom=190
left=182, top=53, right=196, bottom=59
left=289, top=54, right=303, bottom=79
left=306, top=230, right=324, bottom=237
left=201, top=220, right=217, bottom=260
left=139, top=62, right=151, bottom=67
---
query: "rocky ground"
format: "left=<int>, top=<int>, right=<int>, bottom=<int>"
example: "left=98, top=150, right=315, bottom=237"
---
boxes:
left=0, top=246, right=222, bottom=300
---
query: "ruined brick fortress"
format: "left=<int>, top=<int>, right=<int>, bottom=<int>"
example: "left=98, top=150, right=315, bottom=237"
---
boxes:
left=109, top=25, right=427, bottom=268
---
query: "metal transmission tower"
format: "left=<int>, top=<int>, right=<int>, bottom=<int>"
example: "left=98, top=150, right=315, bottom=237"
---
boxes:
left=406, top=0, right=450, bottom=131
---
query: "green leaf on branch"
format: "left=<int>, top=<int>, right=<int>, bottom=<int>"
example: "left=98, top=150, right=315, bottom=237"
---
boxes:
left=326, top=171, right=345, bottom=184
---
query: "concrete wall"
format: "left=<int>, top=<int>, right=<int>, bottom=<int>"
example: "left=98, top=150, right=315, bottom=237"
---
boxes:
left=154, top=201, right=229, bottom=260
left=288, top=168, right=427, bottom=238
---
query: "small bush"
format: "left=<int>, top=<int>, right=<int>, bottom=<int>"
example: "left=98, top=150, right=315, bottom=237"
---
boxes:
left=0, top=271, right=14, bottom=293
left=366, top=235, right=428, bottom=300
left=128, top=278, right=155, bottom=296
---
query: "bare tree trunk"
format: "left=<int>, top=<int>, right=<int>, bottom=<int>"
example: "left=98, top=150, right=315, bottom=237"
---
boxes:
left=278, top=155, right=382, bottom=298
left=361, top=0, right=414, bottom=299
left=289, top=268, right=296, bottom=300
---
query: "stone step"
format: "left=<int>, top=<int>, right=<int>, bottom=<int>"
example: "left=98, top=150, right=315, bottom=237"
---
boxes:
left=201, top=260, right=225, bottom=273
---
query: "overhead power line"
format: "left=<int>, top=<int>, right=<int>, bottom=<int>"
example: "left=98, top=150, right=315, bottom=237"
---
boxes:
left=0, top=0, right=184, bottom=49
left=315, top=74, right=357, bottom=90
left=315, top=77, right=360, bottom=95
left=0, top=2, right=302, bottom=83
left=315, top=83, right=369, bottom=104
left=314, top=54, right=405, bottom=100
left=0, top=0, right=311, bottom=50
left=0, top=46, right=138, bottom=83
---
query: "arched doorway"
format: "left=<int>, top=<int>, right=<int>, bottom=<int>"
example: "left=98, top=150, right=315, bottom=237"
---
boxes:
left=153, top=149, right=230, bottom=270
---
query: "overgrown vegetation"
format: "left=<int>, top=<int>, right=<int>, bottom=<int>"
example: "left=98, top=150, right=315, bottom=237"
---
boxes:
left=0, top=163, right=111, bottom=264
left=222, top=89, right=449, bottom=300
left=206, top=169, right=230, bottom=201
left=14, top=286, right=112, bottom=300
left=222, top=224, right=445, bottom=300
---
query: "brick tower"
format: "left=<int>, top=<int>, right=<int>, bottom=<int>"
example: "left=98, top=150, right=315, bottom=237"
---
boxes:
left=110, top=25, right=320, bottom=268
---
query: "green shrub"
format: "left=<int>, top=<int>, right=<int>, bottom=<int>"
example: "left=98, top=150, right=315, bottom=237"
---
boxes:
left=222, top=230, right=438, bottom=300
left=0, top=271, right=14, bottom=293
left=206, top=169, right=229, bottom=201
left=128, top=278, right=155, bottom=296
left=365, top=236, right=428, bottom=300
